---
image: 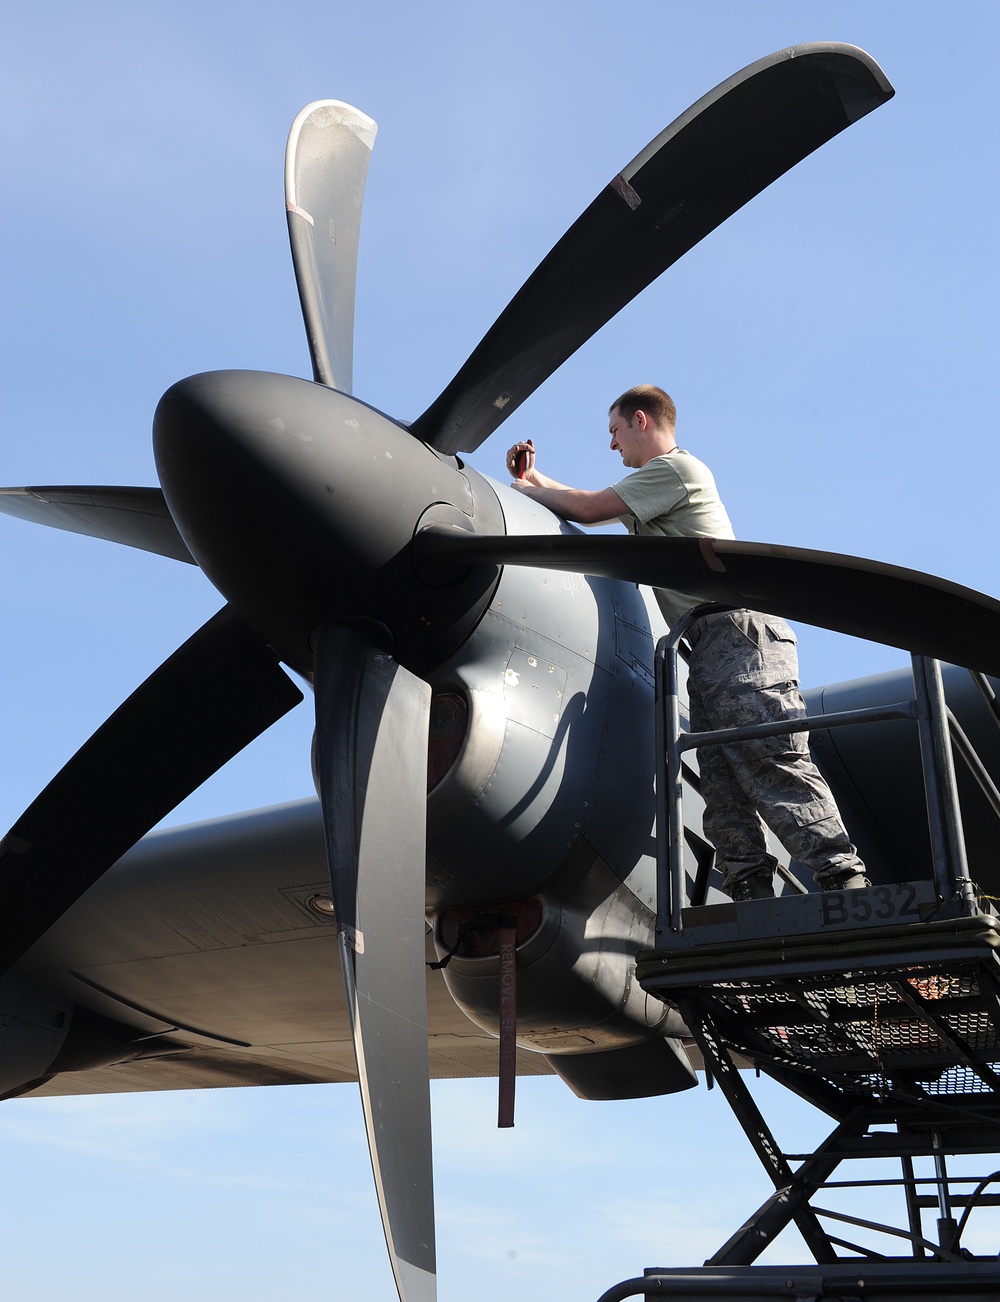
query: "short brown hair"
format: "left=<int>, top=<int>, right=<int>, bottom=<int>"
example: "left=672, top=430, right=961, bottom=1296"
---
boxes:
left=610, top=385, right=676, bottom=431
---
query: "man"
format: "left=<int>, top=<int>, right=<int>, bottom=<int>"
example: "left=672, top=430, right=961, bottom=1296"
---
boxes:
left=506, top=384, right=867, bottom=902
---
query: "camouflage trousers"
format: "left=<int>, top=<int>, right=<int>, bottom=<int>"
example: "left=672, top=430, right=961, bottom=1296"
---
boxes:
left=687, top=610, right=865, bottom=890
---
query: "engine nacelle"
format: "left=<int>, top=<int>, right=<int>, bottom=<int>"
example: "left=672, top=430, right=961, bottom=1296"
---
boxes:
left=0, top=973, right=74, bottom=1098
left=430, top=840, right=696, bottom=1098
left=804, top=665, right=1000, bottom=892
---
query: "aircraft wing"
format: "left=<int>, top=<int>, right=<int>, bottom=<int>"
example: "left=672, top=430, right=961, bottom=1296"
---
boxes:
left=13, top=800, right=553, bottom=1100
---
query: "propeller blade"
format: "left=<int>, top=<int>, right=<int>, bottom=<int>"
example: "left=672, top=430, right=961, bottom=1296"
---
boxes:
left=0, top=607, right=302, bottom=974
left=410, top=42, right=893, bottom=455
left=312, top=623, right=435, bottom=1302
left=285, top=100, right=378, bottom=392
left=415, top=529, right=1000, bottom=677
left=0, top=486, right=194, bottom=563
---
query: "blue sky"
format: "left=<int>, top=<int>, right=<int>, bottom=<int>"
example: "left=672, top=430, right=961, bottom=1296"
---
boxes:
left=2, top=2, right=999, bottom=1298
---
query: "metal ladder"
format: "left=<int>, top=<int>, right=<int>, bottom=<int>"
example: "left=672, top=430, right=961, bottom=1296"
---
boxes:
left=597, top=607, right=1000, bottom=1300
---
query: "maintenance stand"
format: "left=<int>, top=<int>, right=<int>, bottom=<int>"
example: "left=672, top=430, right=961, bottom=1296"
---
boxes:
left=598, top=609, right=1000, bottom=1302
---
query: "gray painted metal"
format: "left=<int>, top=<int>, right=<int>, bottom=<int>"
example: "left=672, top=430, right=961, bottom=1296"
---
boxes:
left=677, top=997, right=842, bottom=1265
left=313, top=625, right=436, bottom=1302
left=0, top=973, right=74, bottom=1097
left=912, top=657, right=976, bottom=908
left=655, top=629, right=989, bottom=937
left=805, top=667, right=1000, bottom=891
left=411, top=42, right=893, bottom=454
left=0, top=485, right=193, bottom=562
left=4, top=531, right=703, bottom=1101
left=597, top=1263, right=1000, bottom=1300
left=0, top=42, right=953, bottom=1302
left=285, top=100, right=377, bottom=392
left=627, top=627, right=1000, bottom=1291
left=0, top=606, right=302, bottom=976
left=947, top=712, right=1000, bottom=823
left=635, top=661, right=1000, bottom=1286
left=153, top=371, right=502, bottom=676
left=546, top=1033, right=696, bottom=1100
left=423, top=485, right=701, bottom=1068
left=632, top=900, right=1000, bottom=1290
left=631, top=920, right=1000, bottom=1292
left=416, top=531, right=1000, bottom=678
left=12, top=799, right=555, bottom=1095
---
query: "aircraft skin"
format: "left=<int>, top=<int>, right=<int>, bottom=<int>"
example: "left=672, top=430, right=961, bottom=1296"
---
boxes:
left=7, top=448, right=1000, bottom=1107
left=2, top=469, right=703, bottom=1103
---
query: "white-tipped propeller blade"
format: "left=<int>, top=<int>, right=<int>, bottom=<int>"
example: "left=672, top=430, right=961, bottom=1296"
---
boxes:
left=312, top=623, right=436, bottom=1302
left=285, top=100, right=378, bottom=392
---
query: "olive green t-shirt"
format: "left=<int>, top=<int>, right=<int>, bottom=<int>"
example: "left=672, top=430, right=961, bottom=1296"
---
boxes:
left=612, top=450, right=735, bottom=626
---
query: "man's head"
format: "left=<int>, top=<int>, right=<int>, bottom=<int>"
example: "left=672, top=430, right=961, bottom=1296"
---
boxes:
left=610, top=385, right=676, bottom=430
left=608, top=385, right=677, bottom=469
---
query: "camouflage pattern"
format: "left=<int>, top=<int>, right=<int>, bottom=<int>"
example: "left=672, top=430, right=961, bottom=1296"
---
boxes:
left=686, top=609, right=865, bottom=891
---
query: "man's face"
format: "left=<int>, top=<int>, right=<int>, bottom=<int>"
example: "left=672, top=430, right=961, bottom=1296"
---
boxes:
left=608, top=406, right=644, bottom=468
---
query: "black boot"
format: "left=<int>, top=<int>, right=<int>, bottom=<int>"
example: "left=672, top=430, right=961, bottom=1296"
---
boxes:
left=727, top=874, right=775, bottom=902
left=821, top=870, right=870, bottom=893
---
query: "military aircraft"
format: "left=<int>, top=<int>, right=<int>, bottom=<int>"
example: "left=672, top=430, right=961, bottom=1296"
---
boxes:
left=5, top=41, right=1000, bottom=1302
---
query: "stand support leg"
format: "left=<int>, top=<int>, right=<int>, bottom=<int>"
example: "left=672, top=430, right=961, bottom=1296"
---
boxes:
left=679, top=996, right=868, bottom=1266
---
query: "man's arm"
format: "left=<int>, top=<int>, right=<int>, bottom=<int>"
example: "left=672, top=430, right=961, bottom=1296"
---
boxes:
left=505, top=440, right=627, bottom=524
left=513, top=480, right=628, bottom=524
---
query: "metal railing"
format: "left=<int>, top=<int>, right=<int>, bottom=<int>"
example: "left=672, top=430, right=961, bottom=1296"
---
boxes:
left=654, top=605, right=1000, bottom=940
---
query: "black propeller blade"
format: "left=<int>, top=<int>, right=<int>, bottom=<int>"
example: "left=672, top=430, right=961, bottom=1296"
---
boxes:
left=285, top=100, right=378, bottom=392
left=0, top=607, right=302, bottom=975
left=414, top=530, right=1000, bottom=677
left=0, top=486, right=194, bottom=563
left=312, top=622, right=436, bottom=1302
left=410, top=42, right=893, bottom=455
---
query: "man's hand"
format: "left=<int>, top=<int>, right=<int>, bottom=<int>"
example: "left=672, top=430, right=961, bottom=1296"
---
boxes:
left=506, top=439, right=536, bottom=482
left=502, top=441, right=625, bottom=522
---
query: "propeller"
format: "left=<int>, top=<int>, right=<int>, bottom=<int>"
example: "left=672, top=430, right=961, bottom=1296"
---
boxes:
left=0, top=607, right=302, bottom=975
left=410, top=42, right=893, bottom=454
left=313, top=623, right=435, bottom=1302
left=1, top=42, right=902, bottom=1302
left=414, top=530, right=1000, bottom=678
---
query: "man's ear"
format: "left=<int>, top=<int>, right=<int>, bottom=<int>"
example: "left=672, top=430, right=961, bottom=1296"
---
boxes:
left=633, top=409, right=649, bottom=431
